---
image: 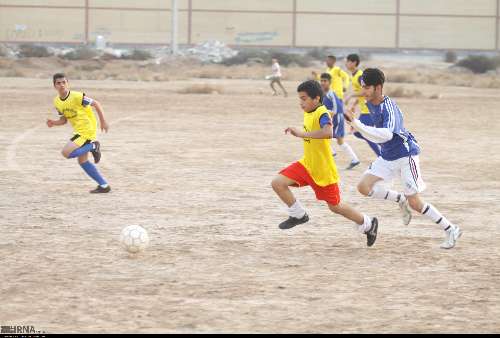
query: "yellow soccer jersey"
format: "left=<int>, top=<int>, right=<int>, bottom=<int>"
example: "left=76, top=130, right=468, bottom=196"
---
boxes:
left=327, top=66, right=350, bottom=100
left=351, top=69, right=369, bottom=114
left=299, top=105, right=339, bottom=187
left=54, top=91, right=97, bottom=140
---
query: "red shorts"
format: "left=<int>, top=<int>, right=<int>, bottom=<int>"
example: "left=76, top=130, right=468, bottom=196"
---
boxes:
left=280, top=162, right=341, bottom=206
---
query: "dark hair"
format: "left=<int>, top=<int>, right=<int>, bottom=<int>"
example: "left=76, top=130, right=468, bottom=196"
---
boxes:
left=347, top=53, right=360, bottom=67
left=53, top=73, right=66, bottom=85
left=327, top=55, right=336, bottom=62
left=360, top=68, right=385, bottom=87
left=320, top=73, right=332, bottom=81
left=297, top=80, right=323, bottom=100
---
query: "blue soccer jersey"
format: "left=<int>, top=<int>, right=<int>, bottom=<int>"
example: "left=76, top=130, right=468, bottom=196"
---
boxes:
left=366, top=96, right=420, bottom=161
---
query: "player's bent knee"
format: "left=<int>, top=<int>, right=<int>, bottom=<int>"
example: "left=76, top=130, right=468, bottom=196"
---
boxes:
left=271, top=177, right=284, bottom=191
left=357, top=182, right=370, bottom=196
left=61, top=150, right=70, bottom=159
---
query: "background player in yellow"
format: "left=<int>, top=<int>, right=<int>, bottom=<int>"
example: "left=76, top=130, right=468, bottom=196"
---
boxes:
left=46, top=73, right=111, bottom=193
left=271, top=80, right=379, bottom=247
left=344, top=54, right=381, bottom=157
left=312, top=55, right=349, bottom=99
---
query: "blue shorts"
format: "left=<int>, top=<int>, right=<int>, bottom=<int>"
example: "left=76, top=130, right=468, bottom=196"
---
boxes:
left=333, top=115, right=345, bottom=139
left=332, top=101, right=344, bottom=138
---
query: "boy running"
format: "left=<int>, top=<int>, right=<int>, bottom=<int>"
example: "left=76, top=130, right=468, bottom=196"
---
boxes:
left=325, top=55, right=350, bottom=101
left=46, top=73, right=111, bottom=193
left=271, top=80, right=378, bottom=247
left=320, top=73, right=360, bottom=170
left=268, top=58, right=288, bottom=97
left=344, top=68, right=462, bottom=249
left=344, top=54, right=381, bottom=156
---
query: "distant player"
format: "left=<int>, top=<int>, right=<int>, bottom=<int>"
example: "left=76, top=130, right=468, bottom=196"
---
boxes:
left=271, top=80, right=378, bottom=247
left=344, top=68, right=462, bottom=249
left=46, top=73, right=111, bottom=193
left=325, top=55, right=350, bottom=101
left=319, top=73, right=360, bottom=170
left=344, top=54, right=381, bottom=156
left=268, top=58, right=288, bottom=97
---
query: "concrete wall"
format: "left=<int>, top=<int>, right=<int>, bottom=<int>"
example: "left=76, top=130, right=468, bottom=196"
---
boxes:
left=0, top=0, right=498, bottom=50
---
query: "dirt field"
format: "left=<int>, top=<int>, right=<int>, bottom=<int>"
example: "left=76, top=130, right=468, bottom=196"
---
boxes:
left=1, top=72, right=499, bottom=333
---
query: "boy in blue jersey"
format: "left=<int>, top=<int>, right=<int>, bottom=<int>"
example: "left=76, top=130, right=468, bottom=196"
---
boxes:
left=344, top=68, right=462, bottom=249
left=319, top=73, right=360, bottom=170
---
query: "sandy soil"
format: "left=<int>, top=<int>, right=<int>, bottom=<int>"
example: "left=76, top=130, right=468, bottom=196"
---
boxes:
left=0, top=73, right=499, bottom=333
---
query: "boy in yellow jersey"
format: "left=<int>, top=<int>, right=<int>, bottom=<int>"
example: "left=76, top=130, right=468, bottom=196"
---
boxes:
left=271, top=80, right=378, bottom=247
left=46, top=73, right=111, bottom=193
left=344, top=54, right=381, bottom=156
left=325, top=55, right=350, bottom=100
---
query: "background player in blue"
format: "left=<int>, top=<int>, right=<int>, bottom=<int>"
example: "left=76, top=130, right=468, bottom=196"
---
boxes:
left=320, top=73, right=360, bottom=170
left=344, top=68, right=462, bottom=249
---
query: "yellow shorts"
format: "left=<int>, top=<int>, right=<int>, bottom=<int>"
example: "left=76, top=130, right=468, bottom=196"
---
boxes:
left=70, top=134, right=93, bottom=147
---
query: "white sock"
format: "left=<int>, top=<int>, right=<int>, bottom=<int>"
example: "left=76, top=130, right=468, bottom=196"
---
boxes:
left=357, top=214, right=372, bottom=233
left=369, top=181, right=405, bottom=203
left=340, top=143, right=359, bottom=163
left=100, top=184, right=109, bottom=188
left=331, top=146, right=337, bottom=156
left=421, top=203, right=453, bottom=231
left=288, top=200, right=306, bottom=219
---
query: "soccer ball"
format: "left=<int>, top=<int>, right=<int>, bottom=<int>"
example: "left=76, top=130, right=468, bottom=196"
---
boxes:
left=120, top=225, right=150, bottom=253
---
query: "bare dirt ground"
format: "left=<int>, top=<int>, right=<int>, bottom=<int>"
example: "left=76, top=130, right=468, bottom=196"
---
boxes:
left=1, top=69, right=500, bottom=333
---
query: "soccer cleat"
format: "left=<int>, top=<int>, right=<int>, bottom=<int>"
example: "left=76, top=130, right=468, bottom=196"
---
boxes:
left=91, top=141, right=101, bottom=164
left=399, top=199, right=412, bottom=226
left=90, top=185, right=111, bottom=194
left=440, top=226, right=463, bottom=249
left=365, top=217, right=378, bottom=247
left=346, top=161, right=361, bottom=170
left=279, top=213, right=309, bottom=230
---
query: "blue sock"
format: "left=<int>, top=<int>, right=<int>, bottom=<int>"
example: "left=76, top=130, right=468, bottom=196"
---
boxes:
left=80, top=161, right=107, bottom=186
left=69, top=143, right=94, bottom=159
left=354, top=132, right=381, bottom=156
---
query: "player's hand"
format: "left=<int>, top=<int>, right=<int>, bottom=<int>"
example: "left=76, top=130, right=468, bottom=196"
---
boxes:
left=285, top=127, right=304, bottom=138
left=101, top=120, right=109, bottom=133
left=46, top=119, right=54, bottom=128
left=344, top=108, right=355, bottom=124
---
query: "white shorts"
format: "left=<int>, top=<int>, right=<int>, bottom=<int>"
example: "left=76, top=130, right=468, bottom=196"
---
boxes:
left=364, top=155, right=426, bottom=196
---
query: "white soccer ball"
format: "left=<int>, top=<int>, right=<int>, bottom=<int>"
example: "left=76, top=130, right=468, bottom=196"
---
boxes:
left=120, top=225, right=150, bottom=253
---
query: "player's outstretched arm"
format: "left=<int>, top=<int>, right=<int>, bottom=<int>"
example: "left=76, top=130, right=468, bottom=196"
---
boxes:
left=285, top=124, right=333, bottom=140
left=91, top=100, right=109, bottom=133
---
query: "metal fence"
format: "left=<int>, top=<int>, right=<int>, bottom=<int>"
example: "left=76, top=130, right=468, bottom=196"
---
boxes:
left=0, top=0, right=498, bottom=50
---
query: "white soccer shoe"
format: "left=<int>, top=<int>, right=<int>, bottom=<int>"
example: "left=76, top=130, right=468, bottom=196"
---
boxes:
left=440, top=226, right=463, bottom=249
left=399, top=199, right=412, bottom=226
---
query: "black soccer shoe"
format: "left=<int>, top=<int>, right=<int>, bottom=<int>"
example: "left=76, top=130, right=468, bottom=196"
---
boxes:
left=90, top=185, right=111, bottom=194
left=279, top=213, right=309, bottom=230
left=91, top=141, right=102, bottom=164
left=365, top=217, right=378, bottom=247
left=346, top=161, right=361, bottom=170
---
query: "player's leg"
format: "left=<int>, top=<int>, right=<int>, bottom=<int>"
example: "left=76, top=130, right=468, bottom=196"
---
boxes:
left=62, top=135, right=101, bottom=163
left=359, top=157, right=411, bottom=225
left=271, top=174, right=309, bottom=229
left=276, top=79, right=288, bottom=97
left=401, top=156, right=462, bottom=248
left=61, top=141, right=82, bottom=159
left=272, top=164, right=309, bottom=229
left=328, top=202, right=378, bottom=247
left=270, top=79, right=278, bottom=96
left=77, top=144, right=110, bottom=193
